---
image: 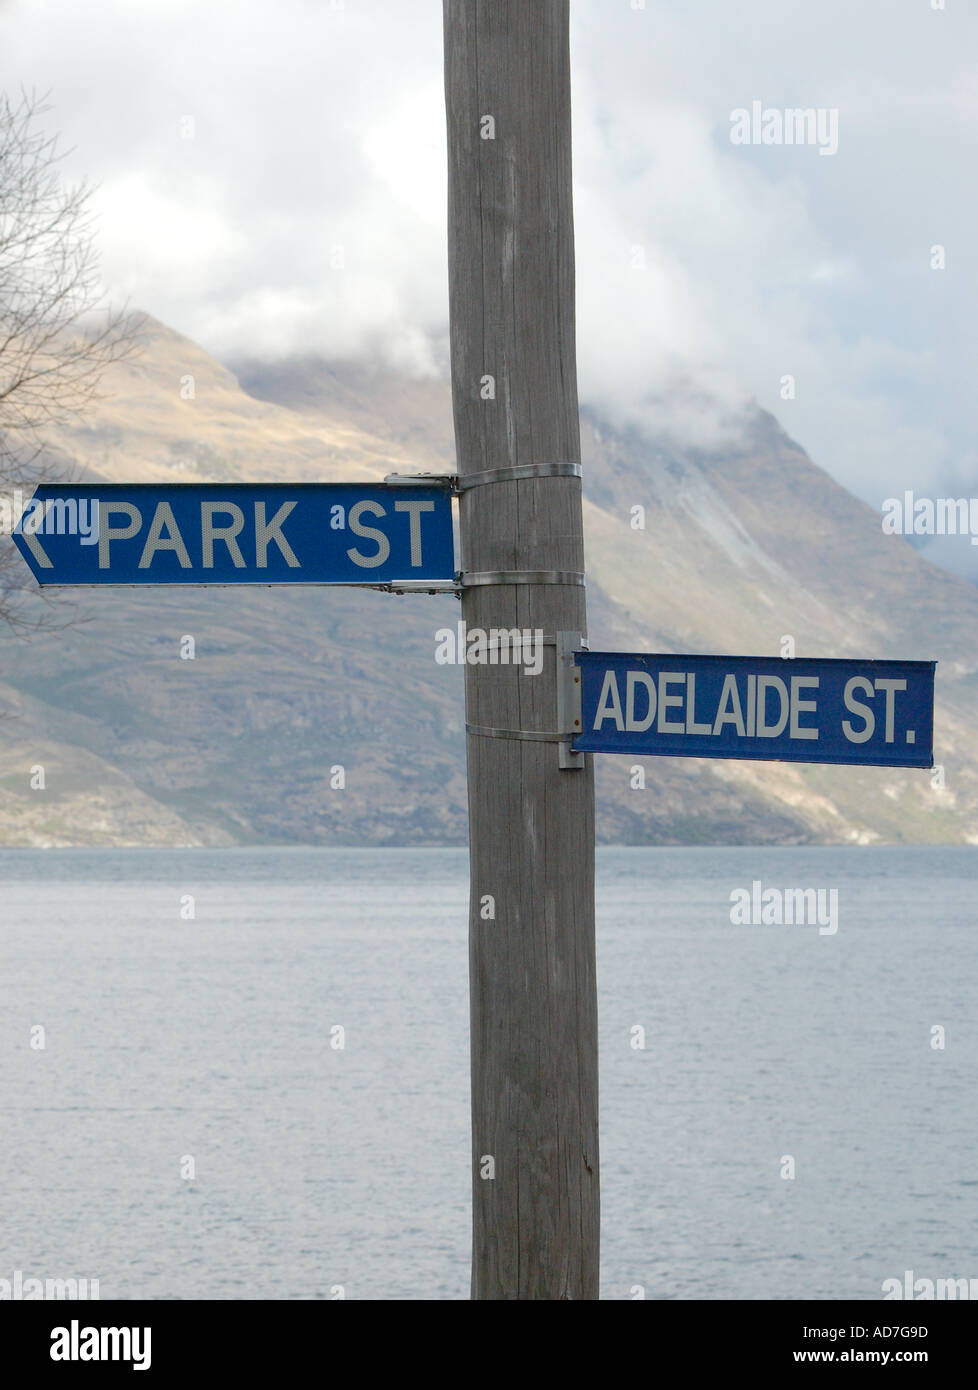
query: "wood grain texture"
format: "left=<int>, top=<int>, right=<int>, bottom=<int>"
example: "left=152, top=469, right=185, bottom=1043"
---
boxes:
left=443, top=0, right=599, bottom=1299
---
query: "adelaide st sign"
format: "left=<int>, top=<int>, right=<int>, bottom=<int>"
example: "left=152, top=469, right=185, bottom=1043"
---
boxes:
left=573, top=651, right=936, bottom=770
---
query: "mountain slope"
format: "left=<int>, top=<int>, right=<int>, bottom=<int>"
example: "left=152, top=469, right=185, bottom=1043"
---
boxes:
left=0, top=316, right=972, bottom=846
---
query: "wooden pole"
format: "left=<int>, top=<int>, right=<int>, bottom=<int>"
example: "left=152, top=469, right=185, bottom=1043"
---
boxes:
left=442, top=0, right=599, bottom=1300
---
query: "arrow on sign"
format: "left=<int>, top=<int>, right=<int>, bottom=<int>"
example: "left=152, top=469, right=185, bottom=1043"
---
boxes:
left=572, top=652, right=936, bottom=769
left=11, top=482, right=456, bottom=587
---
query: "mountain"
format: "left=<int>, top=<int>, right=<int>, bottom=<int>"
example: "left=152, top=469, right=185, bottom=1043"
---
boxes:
left=0, top=314, right=973, bottom=847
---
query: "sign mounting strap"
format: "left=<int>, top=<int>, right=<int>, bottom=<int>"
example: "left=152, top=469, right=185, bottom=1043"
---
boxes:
left=465, top=724, right=569, bottom=743
left=455, top=462, right=582, bottom=491
left=459, top=570, right=584, bottom=587
left=384, top=463, right=581, bottom=494
left=463, top=632, right=587, bottom=768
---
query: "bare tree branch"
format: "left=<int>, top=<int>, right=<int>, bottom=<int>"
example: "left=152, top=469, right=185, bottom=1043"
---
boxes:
left=0, top=88, right=142, bottom=632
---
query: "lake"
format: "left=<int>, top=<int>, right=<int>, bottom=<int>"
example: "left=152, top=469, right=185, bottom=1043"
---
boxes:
left=0, top=845, right=975, bottom=1300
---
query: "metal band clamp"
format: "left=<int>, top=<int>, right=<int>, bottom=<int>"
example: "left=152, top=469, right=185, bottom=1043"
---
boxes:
left=384, top=463, right=581, bottom=495
left=463, top=632, right=587, bottom=769
left=465, top=723, right=568, bottom=743
left=459, top=570, right=584, bottom=588
left=455, top=462, right=582, bottom=491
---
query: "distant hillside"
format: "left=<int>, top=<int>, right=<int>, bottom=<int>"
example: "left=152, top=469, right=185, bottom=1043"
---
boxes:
left=0, top=315, right=973, bottom=847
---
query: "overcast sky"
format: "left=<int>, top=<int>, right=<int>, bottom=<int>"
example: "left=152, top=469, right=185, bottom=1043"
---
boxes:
left=2, top=0, right=976, bottom=569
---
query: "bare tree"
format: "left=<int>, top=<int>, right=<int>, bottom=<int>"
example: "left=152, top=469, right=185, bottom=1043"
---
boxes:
left=0, top=89, right=140, bottom=631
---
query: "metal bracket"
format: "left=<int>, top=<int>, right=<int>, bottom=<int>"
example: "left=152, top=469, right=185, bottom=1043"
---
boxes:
left=557, top=631, right=586, bottom=770
left=383, top=472, right=456, bottom=487
left=462, top=632, right=586, bottom=767
left=362, top=579, right=461, bottom=595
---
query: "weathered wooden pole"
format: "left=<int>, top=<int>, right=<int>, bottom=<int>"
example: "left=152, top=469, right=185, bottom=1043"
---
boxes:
left=443, top=0, right=599, bottom=1299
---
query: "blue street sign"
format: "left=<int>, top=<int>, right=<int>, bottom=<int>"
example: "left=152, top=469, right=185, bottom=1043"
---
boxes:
left=574, top=652, right=935, bottom=769
left=12, top=482, right=456, bottom=586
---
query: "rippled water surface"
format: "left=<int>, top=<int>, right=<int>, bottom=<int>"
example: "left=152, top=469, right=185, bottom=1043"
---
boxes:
left=1, top=845, right=975, bottom=1299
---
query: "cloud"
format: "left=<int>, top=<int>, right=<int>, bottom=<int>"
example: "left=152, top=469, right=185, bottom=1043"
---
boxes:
left=1, top=0, right=976, bottom=519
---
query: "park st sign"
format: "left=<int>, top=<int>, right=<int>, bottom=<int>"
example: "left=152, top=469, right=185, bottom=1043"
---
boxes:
left=11, top=482, right=456, bottom=587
